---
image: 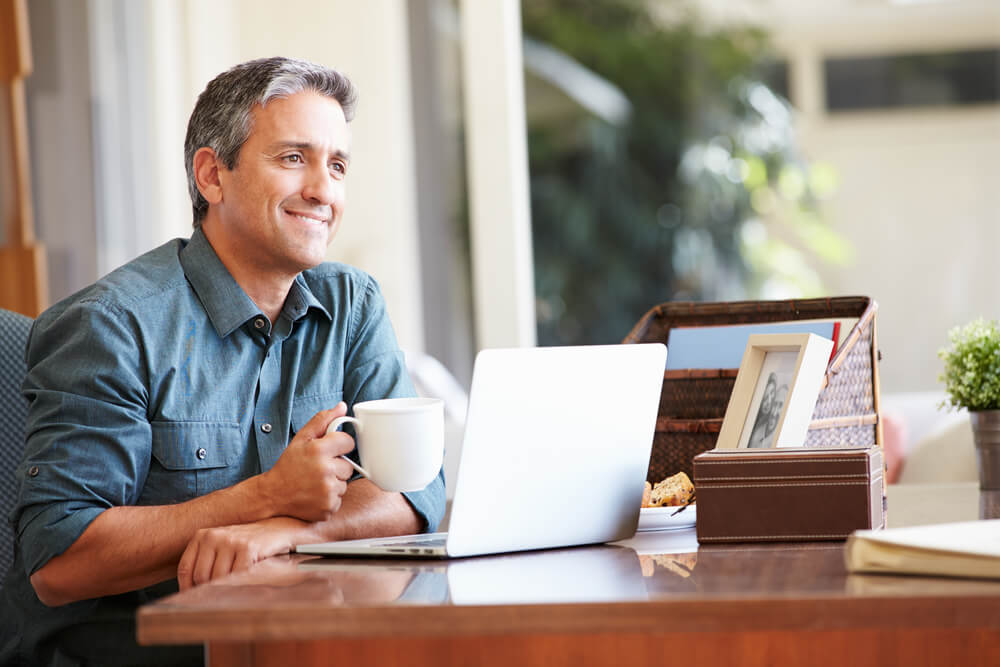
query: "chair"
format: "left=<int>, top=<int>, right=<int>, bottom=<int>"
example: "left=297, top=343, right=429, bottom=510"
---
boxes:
left=0, top=308, right=32, bottom=585
left=881, top=391, right=978, bottom=484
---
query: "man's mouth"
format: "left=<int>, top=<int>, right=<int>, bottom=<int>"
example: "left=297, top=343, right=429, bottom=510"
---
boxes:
left=285, top=210, right=330, bottom=225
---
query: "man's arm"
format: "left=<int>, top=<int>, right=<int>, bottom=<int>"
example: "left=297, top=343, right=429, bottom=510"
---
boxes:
left=29, top=406, right=357, bottom=607
left=175, top=477, right=422, bottom=590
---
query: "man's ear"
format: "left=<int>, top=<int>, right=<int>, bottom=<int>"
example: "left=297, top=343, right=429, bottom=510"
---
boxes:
left=193, top=147, right=224, bottom=205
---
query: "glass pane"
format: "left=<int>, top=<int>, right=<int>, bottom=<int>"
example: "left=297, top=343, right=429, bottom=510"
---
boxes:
left=522, top=0, right=810, bottom=346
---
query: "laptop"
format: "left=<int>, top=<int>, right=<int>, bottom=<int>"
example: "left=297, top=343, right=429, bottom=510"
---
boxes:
left=296, top=343, right=666, bottom=559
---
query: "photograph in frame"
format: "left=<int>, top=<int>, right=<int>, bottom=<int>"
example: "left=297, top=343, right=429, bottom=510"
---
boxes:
left=737, top=349, right=798, bottom=449
left=715, top=333, right=835, bottom=450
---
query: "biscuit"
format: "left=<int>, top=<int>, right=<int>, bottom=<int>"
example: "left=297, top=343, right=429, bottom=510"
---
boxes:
left=647, top=471, right=694, bottom=507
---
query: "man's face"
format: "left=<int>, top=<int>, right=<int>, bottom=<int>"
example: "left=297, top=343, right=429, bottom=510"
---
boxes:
left=211, top=90, right=351, bottom=280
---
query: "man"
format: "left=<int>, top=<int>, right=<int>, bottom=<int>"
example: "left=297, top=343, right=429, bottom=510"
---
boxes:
left=1, top=56, right=445, bottom=666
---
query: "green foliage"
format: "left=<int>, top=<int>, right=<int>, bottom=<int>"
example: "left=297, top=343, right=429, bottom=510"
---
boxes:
left=522, top=0, right=848, bottom=346
left=939, top=318, right=1000, bottom=412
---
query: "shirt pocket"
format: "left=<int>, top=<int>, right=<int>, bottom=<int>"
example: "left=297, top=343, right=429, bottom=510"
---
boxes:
left=141, top=421, right=243, bottom=504
left=289, top=392, right=344, bottom=436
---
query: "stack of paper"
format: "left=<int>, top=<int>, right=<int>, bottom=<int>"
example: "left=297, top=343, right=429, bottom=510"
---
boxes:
left=845, top=520, right=1000, bottom=580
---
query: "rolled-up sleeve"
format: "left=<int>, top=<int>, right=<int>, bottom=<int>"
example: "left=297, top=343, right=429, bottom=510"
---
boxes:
left=342, top=276, right=447, bottom=533
left=15, top=300, right=151, bottom=575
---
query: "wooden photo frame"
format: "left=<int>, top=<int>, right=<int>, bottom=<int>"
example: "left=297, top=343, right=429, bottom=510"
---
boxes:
left=715, top=333, right=834, bottom=449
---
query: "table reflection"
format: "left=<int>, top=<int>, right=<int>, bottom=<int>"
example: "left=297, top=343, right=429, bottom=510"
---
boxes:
left=299, top=544, right=649, bottom=605
left=180, top=554, right=417, bottom=607
left=618, top=528, right=848, bottom=597
left=292, top=528, right=851, bottom=602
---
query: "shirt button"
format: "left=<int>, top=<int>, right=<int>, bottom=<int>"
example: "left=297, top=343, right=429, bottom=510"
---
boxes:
left=253, top=318, right=266, bottom=330
left=196, top=448, right=207, bottom=460
left=28, top=466, right=39, bottom=477
left=261, top=423, right=273, bottom=434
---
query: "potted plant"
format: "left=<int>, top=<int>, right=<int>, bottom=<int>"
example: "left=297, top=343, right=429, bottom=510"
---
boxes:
left=939, top=318, right=1000, bottom=489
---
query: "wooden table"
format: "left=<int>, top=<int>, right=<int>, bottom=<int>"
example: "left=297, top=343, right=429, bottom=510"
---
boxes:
left=137, top=483, right=1000, bottom=666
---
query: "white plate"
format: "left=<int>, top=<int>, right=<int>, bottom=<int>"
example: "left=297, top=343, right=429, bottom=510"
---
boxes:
left=637, top=505, right=696, bottom=532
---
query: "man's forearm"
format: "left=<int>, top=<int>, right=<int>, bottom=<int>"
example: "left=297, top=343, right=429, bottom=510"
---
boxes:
left=29, top=475, right=274, bottom=606
left=175, top=478, right=421, bottom=590
left=213, top=479, right=422, bottom=547
left=312, top=478, right=423, bottom=542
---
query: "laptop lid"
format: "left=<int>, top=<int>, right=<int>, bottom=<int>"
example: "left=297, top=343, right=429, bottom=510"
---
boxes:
left=443, top=343, right=665, bottom=557
left=297, top=343, right=666, bottom=559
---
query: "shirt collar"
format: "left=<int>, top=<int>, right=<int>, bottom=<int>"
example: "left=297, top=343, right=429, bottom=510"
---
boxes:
left=179, top=228, right=330, bottom=338
left=179, top=228, right=266, bottom=338
left=284, top=274, right=331, bottom=323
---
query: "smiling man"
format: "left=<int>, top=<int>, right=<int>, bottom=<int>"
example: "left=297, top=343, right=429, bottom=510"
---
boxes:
left=0, top=57, right=445, bottom=667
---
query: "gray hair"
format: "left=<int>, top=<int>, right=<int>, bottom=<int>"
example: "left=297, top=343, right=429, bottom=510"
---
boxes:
left=184, top=56, right=358, bottom=227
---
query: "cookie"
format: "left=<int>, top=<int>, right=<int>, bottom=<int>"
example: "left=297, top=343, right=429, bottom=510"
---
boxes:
left=648, top=471, right=694, bottom=507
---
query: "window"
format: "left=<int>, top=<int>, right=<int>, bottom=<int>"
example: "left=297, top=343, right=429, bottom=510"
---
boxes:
left=825, top=48, right=1000, bottom=111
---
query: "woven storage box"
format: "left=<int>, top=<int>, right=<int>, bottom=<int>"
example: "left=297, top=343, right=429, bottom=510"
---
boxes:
left=623, top=296, right=881, bottom=483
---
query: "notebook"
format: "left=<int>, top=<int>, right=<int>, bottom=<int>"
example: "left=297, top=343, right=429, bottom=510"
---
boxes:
left=846, top=519, right=1000, bottom=580
left=296, top=343, right=667, bottom=559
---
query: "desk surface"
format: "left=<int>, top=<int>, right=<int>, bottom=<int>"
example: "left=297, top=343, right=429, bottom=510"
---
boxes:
left=138, top=483, right=1000, bottom=651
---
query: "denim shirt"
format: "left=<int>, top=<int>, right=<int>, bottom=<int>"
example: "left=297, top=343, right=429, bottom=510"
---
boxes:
left=1, top=229, right=445, bottom=663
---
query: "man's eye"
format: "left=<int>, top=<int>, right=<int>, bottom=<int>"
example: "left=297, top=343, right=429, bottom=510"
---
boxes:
left=330, top=162, right=347, bottom=175
left=283, top=154, right=303, bottom=164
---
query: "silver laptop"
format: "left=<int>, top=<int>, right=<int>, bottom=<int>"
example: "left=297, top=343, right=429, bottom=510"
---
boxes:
left=296, top=343, right=666, bottom=559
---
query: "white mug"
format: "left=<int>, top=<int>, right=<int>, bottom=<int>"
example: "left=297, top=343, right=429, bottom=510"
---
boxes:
left=326, top=397, right=444, bottom=492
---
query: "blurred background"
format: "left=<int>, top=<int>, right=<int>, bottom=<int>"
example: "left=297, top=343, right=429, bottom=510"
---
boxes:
left=1, top=0, right=998, bottom=482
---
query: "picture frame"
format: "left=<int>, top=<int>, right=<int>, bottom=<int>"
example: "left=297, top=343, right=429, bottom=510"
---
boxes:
left=715, top=333, right=835, bottom=449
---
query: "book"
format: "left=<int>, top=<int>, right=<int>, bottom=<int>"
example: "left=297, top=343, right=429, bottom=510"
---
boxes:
left=665, top=318, right=857, bottom=370
left=845, top=519, right=1000, bottom=580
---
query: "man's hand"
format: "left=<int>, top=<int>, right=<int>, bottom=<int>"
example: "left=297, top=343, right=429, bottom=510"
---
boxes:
left=176, top=517, right=317, bottom=590
left=257, top=402, right=358, bottom=522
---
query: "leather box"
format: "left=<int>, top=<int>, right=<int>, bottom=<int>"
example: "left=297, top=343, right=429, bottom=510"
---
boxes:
left=693, top=446, right=885, bottom=543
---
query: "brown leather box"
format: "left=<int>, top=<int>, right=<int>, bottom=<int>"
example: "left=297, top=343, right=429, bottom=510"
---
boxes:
left=693, top=446, right=885, bottom=543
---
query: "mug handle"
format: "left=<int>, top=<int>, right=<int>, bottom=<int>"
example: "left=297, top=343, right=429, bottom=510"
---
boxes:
left=326, top=416, right=372, bottom=480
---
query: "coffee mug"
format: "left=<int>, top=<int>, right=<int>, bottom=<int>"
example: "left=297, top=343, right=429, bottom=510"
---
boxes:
left=326, top=397, right=444, bottom=492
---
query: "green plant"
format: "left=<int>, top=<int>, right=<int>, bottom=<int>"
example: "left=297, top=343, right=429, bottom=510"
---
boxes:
left=939, top=318, right=1000, bottom=411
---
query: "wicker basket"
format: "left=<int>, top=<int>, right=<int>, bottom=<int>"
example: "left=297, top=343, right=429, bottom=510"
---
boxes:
left=623, top=296, right=882, bottom=483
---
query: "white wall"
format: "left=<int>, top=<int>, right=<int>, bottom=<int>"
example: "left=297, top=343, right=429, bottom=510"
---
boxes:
left=804, top=109, right=1000, bottom=392
left=782, top=3, right=1000, bottom=394
left=706, top=0, right=1000, bottom=393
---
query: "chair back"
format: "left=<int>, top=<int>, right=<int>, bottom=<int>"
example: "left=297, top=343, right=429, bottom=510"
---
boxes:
left=0, top=308, right=32, bottom=584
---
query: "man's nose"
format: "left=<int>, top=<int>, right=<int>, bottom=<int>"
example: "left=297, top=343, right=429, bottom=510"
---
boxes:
left=302, top=164, right=339, bottom=205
